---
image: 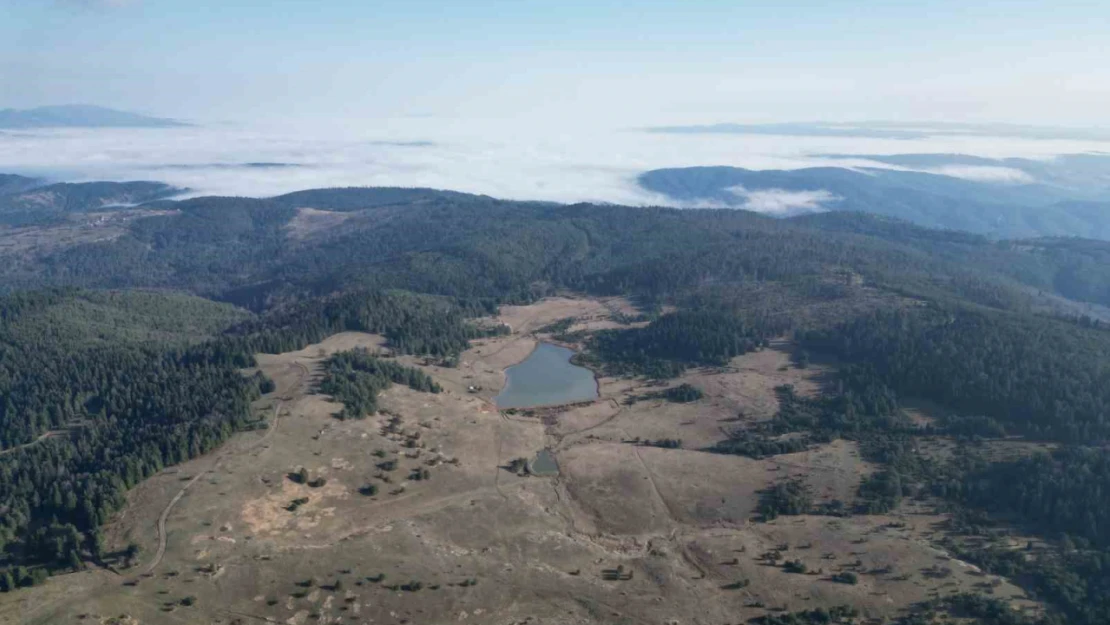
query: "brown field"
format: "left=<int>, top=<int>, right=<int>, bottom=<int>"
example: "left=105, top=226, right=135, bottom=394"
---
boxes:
left=0, top=297, right=1038, bottom=625
left=285, top=208, right=355, bottom=241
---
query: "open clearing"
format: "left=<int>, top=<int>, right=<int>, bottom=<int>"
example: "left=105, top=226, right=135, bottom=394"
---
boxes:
left=1, top=296, right=1036, bottom=625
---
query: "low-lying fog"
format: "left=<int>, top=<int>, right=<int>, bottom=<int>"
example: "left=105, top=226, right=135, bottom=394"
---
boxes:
left=3, top=117, right=1109, bottom=211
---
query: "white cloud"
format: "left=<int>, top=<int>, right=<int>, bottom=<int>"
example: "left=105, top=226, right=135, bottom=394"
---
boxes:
left=1, top=118, right=1108, bottom=210
left=726, top=186, right=839, bottom=215
left=921, top=165, right=1035, bottom=184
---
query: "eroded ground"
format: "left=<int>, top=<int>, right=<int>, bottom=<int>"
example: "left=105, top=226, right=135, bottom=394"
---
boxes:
left=1, top=296, right=1035, bottom=625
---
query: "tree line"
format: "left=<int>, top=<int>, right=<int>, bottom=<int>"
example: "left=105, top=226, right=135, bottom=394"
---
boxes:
left=319, top=348, right=441, bottom=420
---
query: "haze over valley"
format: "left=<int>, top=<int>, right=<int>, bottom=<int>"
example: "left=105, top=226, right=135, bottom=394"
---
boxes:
left=4, top=111, right=1110, bottom=239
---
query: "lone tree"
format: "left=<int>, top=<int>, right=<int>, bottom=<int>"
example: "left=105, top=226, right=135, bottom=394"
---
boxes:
left=124, top=543, right=141, bottom=566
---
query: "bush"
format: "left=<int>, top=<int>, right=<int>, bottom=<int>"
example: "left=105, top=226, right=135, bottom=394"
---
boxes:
left=663, top=383, right=704, bottom=403
left=783, top=559, right=807, bottom=574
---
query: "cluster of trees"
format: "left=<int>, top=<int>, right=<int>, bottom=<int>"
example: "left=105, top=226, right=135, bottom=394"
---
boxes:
left=800, top=305, right=1110, bottom=443
left=629, top=383, right=706, bottom=405
left=192, top=289, right=500, bottom=369
left=955, top=447, right=1110, bottom=548
left=894, top=593, right=1045, bottom=625
left=758, top=479, right=812, bottom=520
left=944, top=537, right=1110, bottom=625
left=661, top=383, right=704, bottom=403
left=748, top=605, right=859, bottom=625
left=583, top=310, right=769, bottom=378
left=709, top=380, right=910, bottom=462
left=922, top=447, right=1110, bottom=625
left=318, top=348, right=441, bottom=420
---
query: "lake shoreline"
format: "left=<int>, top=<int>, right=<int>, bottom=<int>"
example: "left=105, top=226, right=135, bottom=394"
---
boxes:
left=494, top=341, right=600, bottom=410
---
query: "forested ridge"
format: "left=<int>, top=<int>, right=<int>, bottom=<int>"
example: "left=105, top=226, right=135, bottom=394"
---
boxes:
left=0, top=180, right=179, bottom=227
left=3, top=185, right=1110, bottom=621
left=0, top=188, right=1085, bottom=316
left=799, top=305, right=1110, bottom=443
left=797, top=211, right=1110, bottom=308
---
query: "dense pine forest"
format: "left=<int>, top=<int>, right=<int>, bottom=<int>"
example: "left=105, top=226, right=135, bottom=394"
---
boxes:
left=0, top=290, right=263, bottom=581
left=799, top=306, right=1110, bottom=443
left=0, top=287, right=496, bottom=584
left=581, top=310, right=770, bottom=377
left=1, top=186, right=1110, bottom=622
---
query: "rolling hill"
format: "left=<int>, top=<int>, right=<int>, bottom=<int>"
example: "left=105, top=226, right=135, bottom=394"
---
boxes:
left=638, top=160, right=1110, bottom=239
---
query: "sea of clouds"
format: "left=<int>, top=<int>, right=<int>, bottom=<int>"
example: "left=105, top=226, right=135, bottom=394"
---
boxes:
left=2, top=117, right=1108, bottom=213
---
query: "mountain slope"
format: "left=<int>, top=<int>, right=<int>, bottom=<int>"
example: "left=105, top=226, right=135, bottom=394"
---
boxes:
left=0, top=180, right=182, bottom=226
left=639, top=165, right=1110, bottom=239
left=0, top=174, right=43, bottom=195
left=0, top=105, right=186, bottom=129
left=793, top=211, right=1110, bottom=309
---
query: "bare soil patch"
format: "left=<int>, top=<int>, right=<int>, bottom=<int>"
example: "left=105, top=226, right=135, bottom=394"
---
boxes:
left=284, top=207, right=354, bottom=241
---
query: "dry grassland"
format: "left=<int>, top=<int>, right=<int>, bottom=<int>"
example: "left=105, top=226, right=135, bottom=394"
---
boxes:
left=1, top=296, right=1037, bottom=625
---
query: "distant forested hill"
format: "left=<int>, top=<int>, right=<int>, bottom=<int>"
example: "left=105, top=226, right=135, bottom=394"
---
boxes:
left=638, top=158, right=1110, bottom=239
left=793, top=211, right=1110, bottom=308
left=1, top=185, right=1106, bottom=316
left=0, top=188, right=1037, bottom=312
left=0, top=175, right=42, bottom=196
left=0, top=180, right=182, bottom=226
left=0, top=105, right=185, bottom=129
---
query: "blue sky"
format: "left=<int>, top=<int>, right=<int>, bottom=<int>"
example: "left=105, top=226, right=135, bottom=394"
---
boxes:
left=2, top=0, right=1108, bottom=125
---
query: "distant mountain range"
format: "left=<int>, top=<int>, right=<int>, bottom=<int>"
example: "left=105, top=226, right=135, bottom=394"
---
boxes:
left=646, top=121, right=1110, bottom=142
left=638, top=153, right=1110, bottom=240
left=0, top=105, right=186, bottom=129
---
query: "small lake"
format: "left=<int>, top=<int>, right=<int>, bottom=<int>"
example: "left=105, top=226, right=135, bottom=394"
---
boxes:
left=494, top=342, right=598, bottom=409
left=528, top=449, right=559, bottom=477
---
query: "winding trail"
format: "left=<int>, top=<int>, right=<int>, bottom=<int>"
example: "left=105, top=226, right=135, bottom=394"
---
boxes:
left=0, top=429, right=71, bottom=457
left=142, top=361, right=306, bottom=575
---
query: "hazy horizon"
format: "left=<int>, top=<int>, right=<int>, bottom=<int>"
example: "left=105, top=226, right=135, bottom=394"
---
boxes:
left=4, top=1, right=1110, bottom=210
left=3, top=1, right=1109, bottom=128
left=5, top=116, right=1110, bottom=209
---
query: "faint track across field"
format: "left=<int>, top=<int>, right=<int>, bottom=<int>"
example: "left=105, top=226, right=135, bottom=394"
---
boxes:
left=141, top=360, right=306, bottom=575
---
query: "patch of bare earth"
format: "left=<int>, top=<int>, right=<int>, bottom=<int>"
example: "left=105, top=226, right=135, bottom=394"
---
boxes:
left=284, top=207, right=355, bottom=241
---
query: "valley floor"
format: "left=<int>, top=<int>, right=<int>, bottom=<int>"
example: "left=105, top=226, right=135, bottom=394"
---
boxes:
left=0, top=297, right=1035, bottom=625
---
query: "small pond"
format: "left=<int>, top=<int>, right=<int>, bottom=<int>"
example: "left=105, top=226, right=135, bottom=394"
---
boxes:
left=528, top=449, right=559, bottom=477
left=494, top=342, right=598, bottom=409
